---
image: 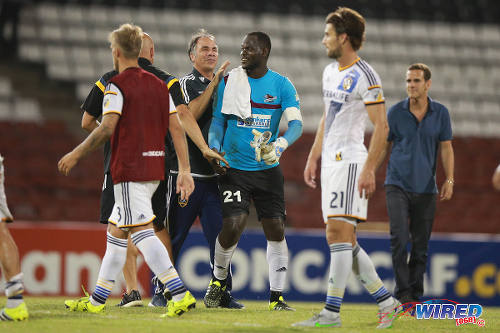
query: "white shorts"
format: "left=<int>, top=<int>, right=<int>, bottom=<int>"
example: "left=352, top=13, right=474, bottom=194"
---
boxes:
left=108, top=181, right=159, bottom=229
left=321, top=162, right=368, bottom=225
left=0, top=155, right=13, bottom=223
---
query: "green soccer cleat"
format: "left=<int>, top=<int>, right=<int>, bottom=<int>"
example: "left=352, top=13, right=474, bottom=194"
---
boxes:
left=0, top=302, right=29, bottom=321
left=163, top=291, right=196, bottom=318
left=292, top=312, right=341, bottom=327
left=203, top=279, right=226, bottom=308
left=269, top=296, right=295, bottom=311
left=377, top=298, right=402, bottom=329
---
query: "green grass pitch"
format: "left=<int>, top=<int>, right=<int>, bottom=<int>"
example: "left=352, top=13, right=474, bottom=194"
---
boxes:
left=2, top=297, right=499, bottom=332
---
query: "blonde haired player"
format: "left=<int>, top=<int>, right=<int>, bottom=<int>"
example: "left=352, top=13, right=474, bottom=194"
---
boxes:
left=293, top=7, right=400, bottom=329
left=58, top=23, right=226, bottom=317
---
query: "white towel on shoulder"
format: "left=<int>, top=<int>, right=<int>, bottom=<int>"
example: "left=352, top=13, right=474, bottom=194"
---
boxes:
left=221, top=66, right=251, bottom=119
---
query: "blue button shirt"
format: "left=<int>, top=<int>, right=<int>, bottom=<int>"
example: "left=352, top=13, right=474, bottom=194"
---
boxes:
left=385, top=97, right=452, bottom=193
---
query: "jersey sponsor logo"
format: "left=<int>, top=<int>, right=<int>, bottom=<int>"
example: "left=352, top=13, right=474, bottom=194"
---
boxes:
left=264, top=94, right=277, bottom=103
left=142, top=151, right=165, bottom=157
left=323, top=89, right=349, bottom=102
left=237, top=114, right=272, bottom=129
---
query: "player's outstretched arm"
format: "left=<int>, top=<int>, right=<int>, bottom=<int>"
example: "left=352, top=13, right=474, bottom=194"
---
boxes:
left=58, top=113, right=119, bottom=176
left=176, top=104, right=228, bottom=167
left=304, top=113, right=325, bottom=189
left=358, top=103, right=389, bottom=199
left=169, top=113, right=194, bottom=200
left=187, top=60, right=230, bottom=120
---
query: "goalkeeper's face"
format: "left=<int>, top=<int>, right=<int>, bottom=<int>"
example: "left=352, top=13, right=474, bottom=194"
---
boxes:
left=240, top=35, right=265, bottom=71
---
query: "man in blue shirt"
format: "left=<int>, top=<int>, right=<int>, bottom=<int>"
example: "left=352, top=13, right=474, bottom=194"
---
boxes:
left=204, top=32, right=303, bottom=311
left=384, top=63, right=455, bottom=306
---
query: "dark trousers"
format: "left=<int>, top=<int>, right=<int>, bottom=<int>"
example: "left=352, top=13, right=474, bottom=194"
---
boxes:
left=385, top=185, right=437, bottom=302
left=167, top=174, right=233, bottom=290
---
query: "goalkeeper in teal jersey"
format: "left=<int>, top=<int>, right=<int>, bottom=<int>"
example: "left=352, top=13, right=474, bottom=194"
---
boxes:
left=205, top=32, right=303, bottom=311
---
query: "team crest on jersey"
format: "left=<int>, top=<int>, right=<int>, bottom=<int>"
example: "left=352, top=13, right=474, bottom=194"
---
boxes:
left=264, top=94, right=277, bottom=103
left=336, top=152, right=342, bottom=161
left=337, top=69, right=360, bottom=93
left=342, top=76, right=353, bottom=91
left=178, top=197, right=188, bottom=208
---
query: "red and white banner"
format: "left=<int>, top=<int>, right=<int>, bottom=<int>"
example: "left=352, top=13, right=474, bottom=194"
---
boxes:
left=3, top=222, right=151, bottom=297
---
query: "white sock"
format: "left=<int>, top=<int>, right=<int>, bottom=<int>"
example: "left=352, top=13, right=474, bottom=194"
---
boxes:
left=90, top=232, right=127, bottom=305
left=352, top=243, right=393, bottom=309
left=324, top=243, right=352, bottom=314
left=213, top=236, right=237, bottom=281
left=131, top=229, right=187, bottom=301
left=5, top=272, right=24, bottom=308
left=267, top=239, right=288, bottom=292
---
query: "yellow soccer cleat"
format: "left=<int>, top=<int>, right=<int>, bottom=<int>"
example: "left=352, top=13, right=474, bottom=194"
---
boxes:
left=0, top=302, right=29, bottom=321
left=163, top=291, right=196, bottom=318
left=269, top=296, right=295, bottom=311
left=64, top=286, right=105, bottom=313
left=64, top=296, right=105, bottom=313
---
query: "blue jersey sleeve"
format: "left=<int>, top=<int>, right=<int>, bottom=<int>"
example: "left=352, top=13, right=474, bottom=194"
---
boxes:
left=209, top=80, right=227, bottom=151
left=212, top=79, right=226, bottom=121
left=281, top=76, right=300, bottom=110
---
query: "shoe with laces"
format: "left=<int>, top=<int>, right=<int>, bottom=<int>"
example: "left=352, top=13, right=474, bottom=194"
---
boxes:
left=377, top=298, right=402, bottom=329
left=220, top=290, right=244, bottom=309
left=203, top=279, right=226, bottom=308
left=163, top=291, right=196, bottom=318
left=116, top=290, right=143, bottom=307
left=64, top=287, right=105, bottom=313
left=0, top=302, right=28, bottom=321
left=269, top=296, right=295, bottom=311
left=292, top=312, right=341, bottom=327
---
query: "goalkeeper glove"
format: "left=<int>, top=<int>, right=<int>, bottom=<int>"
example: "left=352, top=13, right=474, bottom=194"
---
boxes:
left=250, top=129, right=272, bottom=162
left=261, top=137, right=288, bottom=165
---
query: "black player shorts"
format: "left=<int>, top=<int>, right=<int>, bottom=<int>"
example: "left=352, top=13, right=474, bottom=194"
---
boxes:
left=100, top=172, right=166, bottom=229
left=218, top=166, right=285, bottom=220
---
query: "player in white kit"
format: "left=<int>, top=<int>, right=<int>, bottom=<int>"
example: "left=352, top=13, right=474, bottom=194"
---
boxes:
left=293, top=7, right=401, bottom=329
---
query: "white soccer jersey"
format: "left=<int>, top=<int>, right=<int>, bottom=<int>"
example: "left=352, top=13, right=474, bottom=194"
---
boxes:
left=321, top=58, right=384, bottom=166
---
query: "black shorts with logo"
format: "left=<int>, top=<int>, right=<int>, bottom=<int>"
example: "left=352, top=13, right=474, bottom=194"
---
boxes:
left=100, top=172, right=166, bottom=228
left=218, top=166, right=285, bottom=220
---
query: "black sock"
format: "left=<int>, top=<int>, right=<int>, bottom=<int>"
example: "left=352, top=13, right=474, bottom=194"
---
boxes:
left=270, top=290, right=282, bottom=302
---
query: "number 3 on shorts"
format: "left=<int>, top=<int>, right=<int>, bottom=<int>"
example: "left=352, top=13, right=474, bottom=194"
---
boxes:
left=223, top=190, right=242, bottom=203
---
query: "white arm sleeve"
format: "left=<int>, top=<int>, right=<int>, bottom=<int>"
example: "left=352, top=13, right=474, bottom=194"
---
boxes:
left=102, top=83, right=123, bottom=115
left=283, top=106, right=302, bottom=122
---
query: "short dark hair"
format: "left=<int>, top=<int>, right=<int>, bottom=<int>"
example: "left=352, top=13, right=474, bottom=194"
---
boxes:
left=408, top=63, right=432, bottom=81
left=187, top=28, right=216, bottom=57
left=325, top=7, right=365, bottom=51
left=246, top=31, right=272, bottom=57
